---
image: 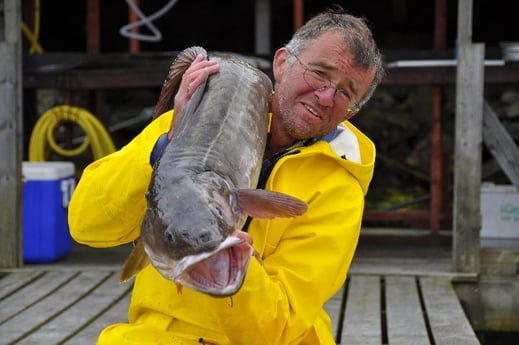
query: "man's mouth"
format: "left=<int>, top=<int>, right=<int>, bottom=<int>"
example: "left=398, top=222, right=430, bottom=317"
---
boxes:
left=303, top=103, right=321, bottom=119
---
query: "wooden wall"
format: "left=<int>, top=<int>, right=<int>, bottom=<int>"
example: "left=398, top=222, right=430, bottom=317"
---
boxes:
left=0, top=0, right=23, bottom=267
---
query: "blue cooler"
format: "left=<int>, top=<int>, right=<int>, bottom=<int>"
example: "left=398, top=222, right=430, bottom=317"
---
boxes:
left=22, top=161, right=76, bottom=263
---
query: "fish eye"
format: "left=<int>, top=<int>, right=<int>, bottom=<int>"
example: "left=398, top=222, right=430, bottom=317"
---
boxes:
left=164, top=230, right=175, bottom=243
left=214, top=206, right=223, bottom=217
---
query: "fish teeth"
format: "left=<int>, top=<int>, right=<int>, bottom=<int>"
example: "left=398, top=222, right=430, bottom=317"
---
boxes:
left=172, top=237, right=254, bottom=296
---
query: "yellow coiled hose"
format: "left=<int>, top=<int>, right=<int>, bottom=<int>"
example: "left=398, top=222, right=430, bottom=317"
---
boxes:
left=29, top=105, right=116, bottom=161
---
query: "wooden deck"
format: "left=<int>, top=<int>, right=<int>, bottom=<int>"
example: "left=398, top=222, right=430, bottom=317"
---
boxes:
left=0, top=232, right=482, bottom=344
left=0, top=270, right=131, bottom=345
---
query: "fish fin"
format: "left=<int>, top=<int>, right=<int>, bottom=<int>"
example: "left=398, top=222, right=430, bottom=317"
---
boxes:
left=153, top=46, right=208, bottom=119
left=234, top=189, right=308, bottom=219
left=119, top=240, right=150, bottom=283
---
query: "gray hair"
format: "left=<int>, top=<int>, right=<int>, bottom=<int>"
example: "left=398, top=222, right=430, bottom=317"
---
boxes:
left=285, top=7, right=384, bottom=109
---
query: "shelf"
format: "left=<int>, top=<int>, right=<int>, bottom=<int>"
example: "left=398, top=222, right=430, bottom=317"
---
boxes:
left=23, top=53, right=519, bottom=90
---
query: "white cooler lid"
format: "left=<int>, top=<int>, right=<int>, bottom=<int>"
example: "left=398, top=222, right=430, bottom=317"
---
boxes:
left=22, top=161, right=75, bottom=180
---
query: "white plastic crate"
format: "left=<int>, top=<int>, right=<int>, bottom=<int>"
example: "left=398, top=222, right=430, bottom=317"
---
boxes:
left=480, top=183, right=519, bottom=248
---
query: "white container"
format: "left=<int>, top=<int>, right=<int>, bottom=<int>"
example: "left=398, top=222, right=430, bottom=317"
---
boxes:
left=480, top=183, right=519, bottom=248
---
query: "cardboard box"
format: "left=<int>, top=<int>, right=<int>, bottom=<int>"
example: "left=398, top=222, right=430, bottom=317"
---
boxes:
left=480, top=183, right=519, bottom=248
left=22, top=162, right=76, bottom=262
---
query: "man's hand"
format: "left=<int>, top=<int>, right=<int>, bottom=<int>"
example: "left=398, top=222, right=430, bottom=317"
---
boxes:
left=169, top=54, right=220, bottom=139
left=231, top=230, right=253, bottom=245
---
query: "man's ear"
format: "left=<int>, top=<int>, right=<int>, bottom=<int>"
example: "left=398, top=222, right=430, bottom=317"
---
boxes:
left=272, top=48, right=289, bottom=83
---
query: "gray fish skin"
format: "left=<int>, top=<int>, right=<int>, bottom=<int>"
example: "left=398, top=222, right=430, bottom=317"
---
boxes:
left=136, top=46, right=308, bottom=297
left=142, top=47, right=270, bottom=293
left=143, top=48, right=271, bottom=253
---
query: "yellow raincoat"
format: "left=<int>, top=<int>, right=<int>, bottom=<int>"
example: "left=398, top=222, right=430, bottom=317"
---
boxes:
left=68, top=110, right=375, bottom=345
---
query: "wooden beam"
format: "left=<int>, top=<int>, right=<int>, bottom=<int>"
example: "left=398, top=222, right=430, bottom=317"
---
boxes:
left=420, top=276, right=480, bottom=344
left=254, top=0, right=271, bottom=56
left=86, top=0, right=100, bottom=53
left=453, top=41, right=484, bottom=274
left=293, top=0, right=304, bottom=31
left=0, top=0, right=23, bottom=267
left=430, top=0, right=448, bottom=233
left=457, top=0, right=473, bottom=44
left=482, top=101, right=519, bottom=190
left=452, top=0, right=482, bottom=274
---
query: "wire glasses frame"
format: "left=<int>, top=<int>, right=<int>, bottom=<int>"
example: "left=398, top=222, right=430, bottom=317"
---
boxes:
left=287, top=49, right=361, bottom=113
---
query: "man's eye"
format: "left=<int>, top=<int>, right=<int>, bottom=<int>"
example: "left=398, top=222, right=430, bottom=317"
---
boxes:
left=310, top=69, right=327, bottom=79
left=338, top=88, right=351, bottom=100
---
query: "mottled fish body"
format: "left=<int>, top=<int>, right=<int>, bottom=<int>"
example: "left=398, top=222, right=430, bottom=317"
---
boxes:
left=121, top=46, right=307, bottom=296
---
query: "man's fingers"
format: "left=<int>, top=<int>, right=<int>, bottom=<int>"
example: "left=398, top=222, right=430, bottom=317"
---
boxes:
left=231, top=230, right=253, bottom=245
left=181, top=60, right=220, bottom=97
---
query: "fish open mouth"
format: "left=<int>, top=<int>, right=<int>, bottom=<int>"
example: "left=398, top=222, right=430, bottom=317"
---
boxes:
left=173, top=236, right=254, bottom=297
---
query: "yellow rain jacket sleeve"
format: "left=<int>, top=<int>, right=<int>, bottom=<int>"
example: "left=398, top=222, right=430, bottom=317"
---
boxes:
left=68, top=111, right=376, bottom=345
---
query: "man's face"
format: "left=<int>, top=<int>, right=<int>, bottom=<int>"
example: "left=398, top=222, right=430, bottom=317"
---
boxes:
left=271, top=31, right=376, bottom=143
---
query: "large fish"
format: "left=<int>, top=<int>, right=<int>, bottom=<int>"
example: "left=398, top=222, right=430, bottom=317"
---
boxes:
left=120, top=46, right=308, bottom=297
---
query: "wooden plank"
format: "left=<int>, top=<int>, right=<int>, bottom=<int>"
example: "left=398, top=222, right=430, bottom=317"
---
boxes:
left=340, top=275, right=381, bottom=345
left=385, top=276, right=429, bottom=344
left=0, top=271, right=111, bottom=344
left=0, top=270, right=45, bottom=299
left=0, top=271, right=483, bottom=344
left=453, top=42, right=484, bottom=274
left=482, top=101, right=519, bottom=190
left=69, top=284, right=132, bottom=345
left=20, top=272, right=132, bottom=345
left=420, top=276, right=480, bottom=345
left=0, top=271, right=77, bottom=324
left=323, top=285, right=343, bottom=340
left=254, top=0, right=271, bottom=55
left=0, top=0, right=23, bottom=268
left=457, top=0, right=473, bottom=44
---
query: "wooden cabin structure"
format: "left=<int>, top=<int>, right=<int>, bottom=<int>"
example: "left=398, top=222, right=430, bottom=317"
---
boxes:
left=1, top=0, right=518, bottom=342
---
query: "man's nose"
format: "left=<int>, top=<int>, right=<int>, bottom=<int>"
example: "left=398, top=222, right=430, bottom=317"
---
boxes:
left=314, top=86, right=336, bottom=107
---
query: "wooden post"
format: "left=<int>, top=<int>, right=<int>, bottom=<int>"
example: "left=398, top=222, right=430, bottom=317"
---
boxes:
left=254, top=0, right=270, bottom=56
left=293, top=0, right=304, bottom=31
left=86, top=0, right=100, bottom=53
left=453, top=0, right=482, bottom=273
left=0, top=0, right=23, bottom=267
left=430, top=0, right=447, bottom=233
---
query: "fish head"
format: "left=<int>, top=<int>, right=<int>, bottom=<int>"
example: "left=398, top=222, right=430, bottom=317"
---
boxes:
left=141, top=173, right=252, bottom=295
left=142, top=173, right=235, bottom=258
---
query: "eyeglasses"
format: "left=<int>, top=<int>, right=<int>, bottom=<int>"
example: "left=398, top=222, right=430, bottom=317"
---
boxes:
left=287, top=50, right=360, bottom=113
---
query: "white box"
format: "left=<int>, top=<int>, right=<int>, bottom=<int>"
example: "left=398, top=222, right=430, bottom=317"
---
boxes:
left=480, top=183, right=519, bottom=248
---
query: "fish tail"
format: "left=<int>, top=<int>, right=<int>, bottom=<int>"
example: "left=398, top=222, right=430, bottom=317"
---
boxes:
left=153, top=46, right=208, bottom=119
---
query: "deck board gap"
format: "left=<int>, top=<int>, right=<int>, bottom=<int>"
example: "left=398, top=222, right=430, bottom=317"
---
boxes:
left=0, top=271, right=79, bottom=326
left=380, top=276, right=388, bottom=345
left=2, top=271, right=112, bottom=344
left=0, top=271, right=46, bottom=302
left=416, top=276, right=436, bottom=345
left=58, top=276, right=133, bottom=345
left=334, top=277, right=349, bottom=343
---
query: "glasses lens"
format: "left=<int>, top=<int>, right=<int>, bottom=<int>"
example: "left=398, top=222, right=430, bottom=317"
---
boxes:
left=303, top=70, right=328, bottom=91
left=294, top=54, right=358, bottom=112
left=304, top=70, right=352, bottom=108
